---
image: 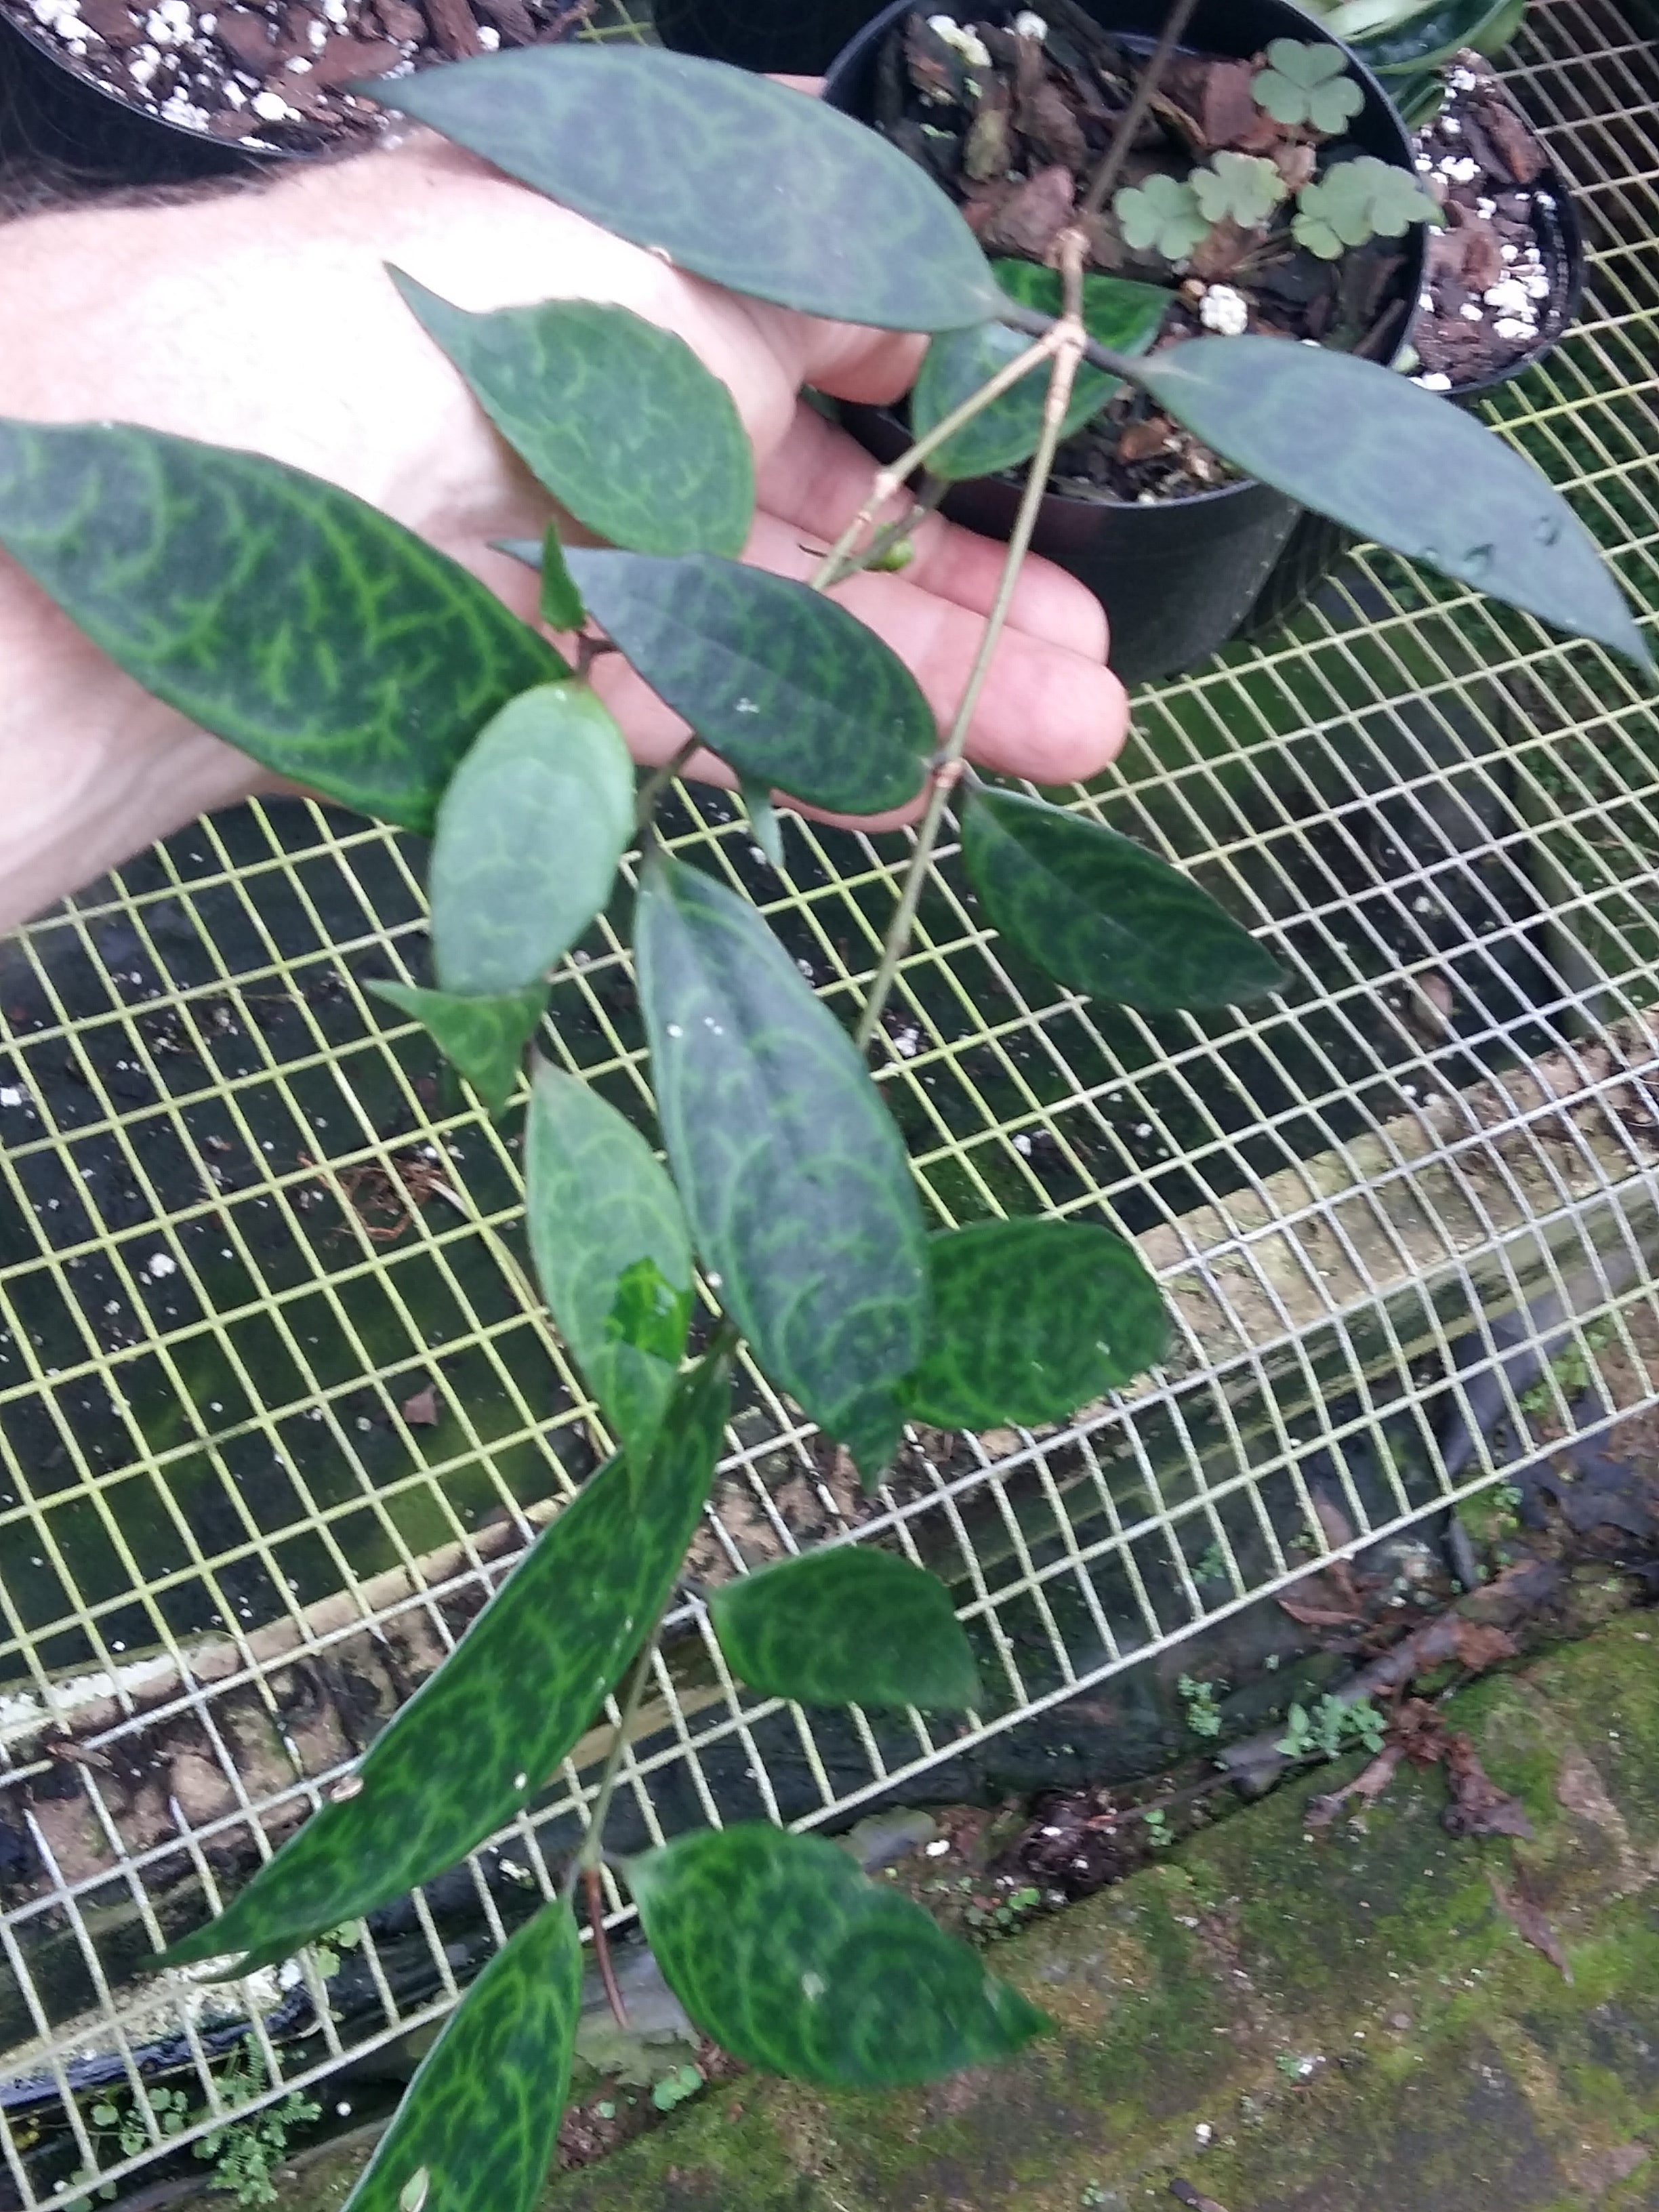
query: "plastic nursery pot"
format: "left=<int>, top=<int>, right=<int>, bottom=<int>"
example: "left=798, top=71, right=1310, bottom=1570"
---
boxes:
left=653, top=0, right=885, bottom=73
left=0, top=9, right=292, bottom=184
left=1445, top=159, right=1585, bottom=401
left=825, top=0, right=1428, bottom=688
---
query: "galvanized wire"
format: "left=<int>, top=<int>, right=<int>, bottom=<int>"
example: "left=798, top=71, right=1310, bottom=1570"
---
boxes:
left=1, top=0, right=1656, bottom=2198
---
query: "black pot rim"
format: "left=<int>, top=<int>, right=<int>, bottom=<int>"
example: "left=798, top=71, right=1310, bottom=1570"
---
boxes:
left=0, top=4, right=300, bottom=160
left=825, top=0, right=1431, bottom=516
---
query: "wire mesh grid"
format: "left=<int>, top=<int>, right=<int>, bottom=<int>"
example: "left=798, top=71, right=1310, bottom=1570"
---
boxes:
left=1, top=0, right=1656, bottom=2198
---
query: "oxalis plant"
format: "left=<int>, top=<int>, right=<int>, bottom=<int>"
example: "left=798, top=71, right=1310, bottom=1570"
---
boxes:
left=0, top=28, right=1647, bottom=2212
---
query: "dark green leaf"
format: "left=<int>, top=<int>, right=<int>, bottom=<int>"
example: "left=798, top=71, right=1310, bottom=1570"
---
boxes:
left=1353, top=0, right=1519, bottom=70
left=365, top=49, right=999, bottom=333
left=628, top=1825, right=1046, bottom=2085
left=1130, top=338, right=1653, bottom=672
left=1386, top=68, right=1447, bottom=128
left=636, top=854, right=928, bottom=1480
left=915, top=264, right=1168, bottom=482
left=962, top=790, right=1284, bottom=1010
left=566, top=550, right=931, bottom=817
left=161, top=1354, right=730, bottom=1972
left=741, top=779, right=786, bottom=871
left=0, top=421, right=562, bottom=832
left=710, top=1549, right=980, bottom=1709
left=902, top=1218, right=1167, bottom=1430
left=539, top=527, right=586, bottom=632
left=428, top=682, right=634, bottom=998
left=367, top=981, right=546, bottom=1119
left=525, top=1061, right=695, bottom=1461
left=342, top=1900, right=581, bottom=2212
left=391, top=274, right=755, bottom=558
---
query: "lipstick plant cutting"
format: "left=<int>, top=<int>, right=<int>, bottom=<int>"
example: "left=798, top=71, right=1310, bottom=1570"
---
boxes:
left=0, top=25, right=1645, bottom=2212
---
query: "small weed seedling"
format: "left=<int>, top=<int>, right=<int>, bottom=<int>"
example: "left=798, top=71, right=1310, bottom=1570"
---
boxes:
left=1179, top=1675, right=1226, bottom=1738
left=1276, top=1695, right=1388, bottom=1762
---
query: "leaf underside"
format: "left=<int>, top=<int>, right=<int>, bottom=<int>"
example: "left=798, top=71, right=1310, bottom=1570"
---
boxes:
left=710, top=1547, right=982, bottom=1710
left=363, top=49, right=1000, bottom=333
left=342, top=1901, right=581, bottom=2212
left=962, top=789, right=1286, bottom=1010
left=428, top=683, right=635, bottom=998
left=902, top=1218, right=1168, bottom=1430
left=391, top=274, right=756, bottom=558
left=1132, top=338, right=1653, bottom=672
left=161, top=1355, right=731, bottom=1972
left=635, top=853, right=928, bottom=1480
left=0, top=420, right=562, bottom=832
left=525, top=1061, right=695, bottom=1463
left=629, top=1825, right=1048, bottom=2085
left=565, top=549, right=933, bottom=817
left=368, top=981, right=547, bottom=1120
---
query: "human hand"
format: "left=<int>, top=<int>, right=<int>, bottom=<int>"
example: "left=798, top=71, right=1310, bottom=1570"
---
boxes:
left=0, top=128, right=1128, bottom=927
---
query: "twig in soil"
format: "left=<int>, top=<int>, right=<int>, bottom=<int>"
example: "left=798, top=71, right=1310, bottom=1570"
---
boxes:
left=1078, top=0, right=1204, bottom=222
left=1170, top=2180, right=1230, bottom=2212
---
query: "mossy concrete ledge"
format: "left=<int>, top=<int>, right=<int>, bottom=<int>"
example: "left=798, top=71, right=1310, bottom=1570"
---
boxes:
left=287, top=1614, right=1659, bottom=2211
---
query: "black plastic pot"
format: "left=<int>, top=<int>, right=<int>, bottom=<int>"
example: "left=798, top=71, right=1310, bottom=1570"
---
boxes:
left=825, top=0, right=1427, bottom=687
left=653, top=0, right=883, bottom=73
left=0, top=8, right=289, bottom=182
left=1236, top=144, right=1586, bottom=645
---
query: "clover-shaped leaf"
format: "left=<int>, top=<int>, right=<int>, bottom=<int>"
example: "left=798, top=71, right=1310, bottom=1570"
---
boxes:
left=1191, top=151, right=1289, bottom=230
left=1113, top=172, right=1208, bottom=260
left=1292, top=154, right=1442, bottom=259
left=1252, top=39, right=1366, bottom=133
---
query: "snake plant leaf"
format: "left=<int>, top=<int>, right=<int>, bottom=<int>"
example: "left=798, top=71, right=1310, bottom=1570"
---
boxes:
left=902, top=1218, right=1168, bottom=1431
left=390, top=275, right=755, bottom=558
left=538, top=527, right=586, bottom=632
left=362, top=49, right=1000, bottom=333
left=160, top=1353, right=731, bottom=1974
left=962, top=790, right=1285, bottom=1010
left=342, top=1900, right=581, bottom=2212
left=0, top=420, right=562, bottom=832
left=1352, top=0, right=1521, bottom=70
left=565, top=550, right=932, bottom=817
left=628, top=1826, right=1047, bottom=2085
left=636, top=853, right=928, bottom=1482
left=1130, top=338, right=1654, bottom=672
left=525, top=1062, right=695, bottom=1462
left=367, top=981, right=546, bottom=1119
left=916, top=262, right=1169, bottom=482
left=710, top=1549, right=981, bottom=1711
left=427, top=684, right=634, bottom=998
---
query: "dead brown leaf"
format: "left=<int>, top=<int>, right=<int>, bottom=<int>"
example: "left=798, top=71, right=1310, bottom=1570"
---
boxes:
left=401, top=1385, right=441, bottom=1427
left=1444, top=1732, right=1534, bottom=1839
left=1275, top=1581, right=1365, bottom=1630
left=1307, top=1744, right=1404, bottom=1830
left=1488, top=1862, right=1572, bottom=1980
left=1450, top=1620, right=1521, bottom=1673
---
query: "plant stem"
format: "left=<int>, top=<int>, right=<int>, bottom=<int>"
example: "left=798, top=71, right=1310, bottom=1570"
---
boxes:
left=854, top=234, right=1090, bottom=1056
left=582, top=1865, right=630, bottom=2028
left=814, top=476, right=949, bottom=593
left=573, top=1624, right=662, bottom=1878
left=634, top=735, right=699, bottom=832
left=1078, top=0, right=1204, bottom=222
left=808, top=327, right=1066, bottom=592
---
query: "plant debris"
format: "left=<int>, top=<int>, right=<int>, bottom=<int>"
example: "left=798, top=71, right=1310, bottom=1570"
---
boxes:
left=6, top=0, right=593, bottom=154
left=1305, top=1692, right=1534, bottom=1838
left=1488, top=1859, right=1572, bottom=1981
left=1408, top=53, right=1572, bottom=392
left=877, top=6, right=1429, bottom=502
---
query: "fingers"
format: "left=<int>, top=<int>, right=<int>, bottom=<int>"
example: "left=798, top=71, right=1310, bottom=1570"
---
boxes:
left=590, top=512, right=1126, bottom=791
left=758, top=400, right=1111, bottom=662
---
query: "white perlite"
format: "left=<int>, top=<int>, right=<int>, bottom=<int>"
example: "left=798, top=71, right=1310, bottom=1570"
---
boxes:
left=1199, top=283, right=1249, bottom=336
left=1014, top=9, right=1048, bottom=36
left=926, top=13, right=991, bottom=67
